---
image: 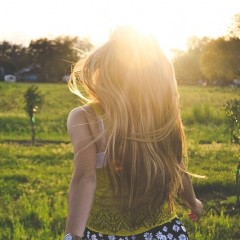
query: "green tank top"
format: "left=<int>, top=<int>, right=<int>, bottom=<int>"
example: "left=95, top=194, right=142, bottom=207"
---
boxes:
left=87, top=168, right=177, bottom=236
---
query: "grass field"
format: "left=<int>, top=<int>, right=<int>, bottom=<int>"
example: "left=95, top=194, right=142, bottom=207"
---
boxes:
left=1, top=82, right=240, bottom=239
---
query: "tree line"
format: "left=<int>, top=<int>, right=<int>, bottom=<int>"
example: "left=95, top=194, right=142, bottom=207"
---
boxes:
left=0, top=13, right=240, bottom=84
left=173, top=13, right=240, bottom=85
left=0, top=36, right=93, bottom=82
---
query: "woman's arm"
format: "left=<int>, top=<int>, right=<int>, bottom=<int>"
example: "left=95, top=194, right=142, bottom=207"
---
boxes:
left=65, top=107, right=97, bottom=237
left=179, top=173, right=203, bottom=221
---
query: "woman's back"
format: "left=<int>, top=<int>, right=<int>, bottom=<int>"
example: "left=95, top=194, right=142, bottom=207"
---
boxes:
left=82, top=105, right=177, bottom=235
left=64, top=27, right=203, bottom=240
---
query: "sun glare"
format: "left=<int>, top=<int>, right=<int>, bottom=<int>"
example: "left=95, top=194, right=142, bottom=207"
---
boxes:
left=1, top=0, right=239, bottom=58
left=98, top=3, right=185, bottom=59
left=84, top=0, right=194, bottom=59
left=84, top=0, right=239, bottom=59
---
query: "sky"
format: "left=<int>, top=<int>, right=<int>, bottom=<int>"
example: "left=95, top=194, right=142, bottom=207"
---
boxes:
left=1, top=0, right=240, bottom=54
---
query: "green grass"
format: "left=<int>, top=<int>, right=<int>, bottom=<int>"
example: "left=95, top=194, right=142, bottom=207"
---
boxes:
left=1, top=82, right=240, bottom=239
left=0, top=82, right=80, bottom=142
left=1, top=83, right=239, bottom=144
left=1, top=143, right=240, bottom=239
left=0, top=143, right=73, bottom=239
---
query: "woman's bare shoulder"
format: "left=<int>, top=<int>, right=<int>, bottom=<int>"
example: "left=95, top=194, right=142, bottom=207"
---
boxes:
left=67, top=106, right=85, bottom=128
left=67, top=105, right=95, bottom=125
left=67, top=105, right=99, bottom=139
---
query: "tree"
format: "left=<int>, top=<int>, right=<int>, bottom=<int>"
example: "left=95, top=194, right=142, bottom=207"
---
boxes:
left=173, top=36, right=209, bottom=84
left=28, top=36, right=93, bottom=82
left=24, top=85, right=44, bottom=145
left=173, top=50, right=203, bottom=84
left=228, top=13, right=240, bottom=39
left=0, top=41, right=29, bottom=76
left=200, top=37, right=240, bottom=83
left=0, top=57, right=15, bottom=80
left=187, top=36, right=210, bottom=51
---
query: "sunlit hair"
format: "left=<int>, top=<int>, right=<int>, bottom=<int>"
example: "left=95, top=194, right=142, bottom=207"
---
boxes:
left=69, top=27, right=187, bottom=226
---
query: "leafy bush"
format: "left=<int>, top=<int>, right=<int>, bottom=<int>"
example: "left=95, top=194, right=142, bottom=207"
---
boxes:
left=223, top=99, right=240, bottom=144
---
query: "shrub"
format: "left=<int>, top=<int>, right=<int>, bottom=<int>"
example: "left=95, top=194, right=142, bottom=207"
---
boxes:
left=223, top=99, right=240, bottom=144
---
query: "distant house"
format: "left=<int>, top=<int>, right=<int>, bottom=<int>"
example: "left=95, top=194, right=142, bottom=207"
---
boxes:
left=4, top=75, right=16, bottom=82
left=233, top=79, right=240, bottom=87
left=18, top=64, right=41, bottom=82
left=0, top=63, right=16, bottom=81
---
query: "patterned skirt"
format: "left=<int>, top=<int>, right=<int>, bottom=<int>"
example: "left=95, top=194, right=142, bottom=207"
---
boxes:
left=83, top=217, right=189, bottom=240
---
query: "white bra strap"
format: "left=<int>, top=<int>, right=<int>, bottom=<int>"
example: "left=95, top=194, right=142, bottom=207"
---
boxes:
left=98, top=117, right=105, bottom=133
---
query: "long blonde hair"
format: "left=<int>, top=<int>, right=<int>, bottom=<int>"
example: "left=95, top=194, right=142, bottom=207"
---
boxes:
left=69, top=27, right=187, bottom=225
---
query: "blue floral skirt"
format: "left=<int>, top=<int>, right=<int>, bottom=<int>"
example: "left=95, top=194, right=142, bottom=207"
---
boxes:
left=83, top=217, right=189, bottom=240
